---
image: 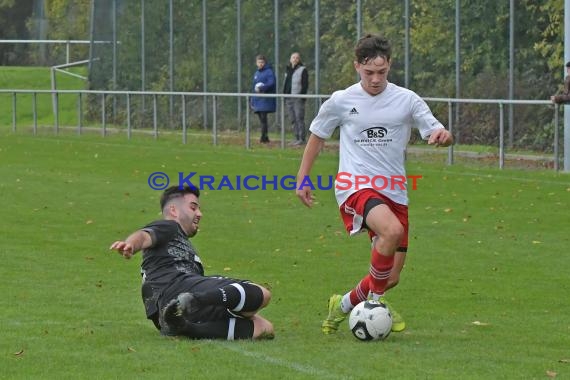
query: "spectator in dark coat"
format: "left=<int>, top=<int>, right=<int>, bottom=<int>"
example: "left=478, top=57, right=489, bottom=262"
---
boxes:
left=251, top=55, right=276, bottom=143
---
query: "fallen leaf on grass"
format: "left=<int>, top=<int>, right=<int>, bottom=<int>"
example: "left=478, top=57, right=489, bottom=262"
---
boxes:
left=559, top=358, right=570, bottom=363
left=223, top=267, right=231, bottom=271
left=13, top=349, right=24, bottom=356
left=532, top=240, right=541, bottom=244
left=471, top=321, right=490, bottom=326
left=127, top=346, right=136, bottom=352
left=546, top=370, right=557, bottom=378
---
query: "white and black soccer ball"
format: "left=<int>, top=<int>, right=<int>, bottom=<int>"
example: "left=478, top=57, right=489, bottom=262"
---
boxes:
left=348, top=300, right=392, bottom=341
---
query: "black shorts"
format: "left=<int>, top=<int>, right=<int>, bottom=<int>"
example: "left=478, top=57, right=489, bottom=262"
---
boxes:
left=147, top=274, right=256, bottom=339
left=159, top=275, right=253, bottom=322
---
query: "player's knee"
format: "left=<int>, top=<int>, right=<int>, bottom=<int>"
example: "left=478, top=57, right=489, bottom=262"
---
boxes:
left=260, top=286, right=271, bottom=308
left=385, top=222, right=404, bottom=244
left=252, top=316, right=274, bottom=339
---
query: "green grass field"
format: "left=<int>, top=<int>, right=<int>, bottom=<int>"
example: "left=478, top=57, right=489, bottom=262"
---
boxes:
left=0, top=66, right=87, bottom=127
left=1, top=130, right=569, bottom=379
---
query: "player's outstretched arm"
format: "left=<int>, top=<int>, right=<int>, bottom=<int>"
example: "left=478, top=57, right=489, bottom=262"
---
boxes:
left=296, top=134, right=325, bottom=208
left=427, top=129, right=453, bottom=147
left=109, top=230, right=152, bottom=259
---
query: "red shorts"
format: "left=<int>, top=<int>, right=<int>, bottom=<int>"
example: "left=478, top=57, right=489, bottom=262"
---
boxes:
left=339, top=188, right=409, bottom=251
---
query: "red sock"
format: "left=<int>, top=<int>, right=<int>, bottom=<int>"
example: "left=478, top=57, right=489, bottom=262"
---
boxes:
left=349, top=275, right=371, bottom=305
left=369, top=248, right=394, bottom=295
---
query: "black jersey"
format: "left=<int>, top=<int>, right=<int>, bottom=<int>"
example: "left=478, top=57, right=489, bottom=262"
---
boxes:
left=140, top=219, right=204, bottom=288
left=136, top=219, right=258, bottom=339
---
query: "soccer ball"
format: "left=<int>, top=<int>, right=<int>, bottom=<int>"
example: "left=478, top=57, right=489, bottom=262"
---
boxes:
left=348, top=300, right=392, bottom=341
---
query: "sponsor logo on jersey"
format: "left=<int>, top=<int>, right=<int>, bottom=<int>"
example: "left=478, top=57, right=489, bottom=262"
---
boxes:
left=349, top=107, right=359, bottom=115
left=353, top=127, right=392, bottom=147
left=361, top=127, right=388, bottom=139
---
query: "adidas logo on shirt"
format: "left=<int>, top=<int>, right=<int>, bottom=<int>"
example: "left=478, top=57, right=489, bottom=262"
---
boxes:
left=349, top=107, right=359, bottom=115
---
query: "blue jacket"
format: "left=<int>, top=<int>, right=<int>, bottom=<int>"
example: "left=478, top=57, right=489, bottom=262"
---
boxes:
left=251, top=63, right=277, bottom=113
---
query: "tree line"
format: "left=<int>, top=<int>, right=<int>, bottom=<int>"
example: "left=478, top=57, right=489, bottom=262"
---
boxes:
left=0, top=0, right=564, bottom=150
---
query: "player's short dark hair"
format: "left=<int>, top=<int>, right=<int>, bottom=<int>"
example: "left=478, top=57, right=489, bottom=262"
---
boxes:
left=354, top=34, right=392, bottom=65
left=565, top=61, right=570, bottom=68
left=160, top=185, right=200, bottom=211
left=256, top=54, right=267, bottom=62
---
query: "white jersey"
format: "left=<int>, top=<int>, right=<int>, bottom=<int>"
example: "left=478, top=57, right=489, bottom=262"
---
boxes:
left=309, top=82, right=444, bottom=206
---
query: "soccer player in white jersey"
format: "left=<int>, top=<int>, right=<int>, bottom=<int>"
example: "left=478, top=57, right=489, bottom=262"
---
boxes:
left=295, top=34, right=453, bottom=334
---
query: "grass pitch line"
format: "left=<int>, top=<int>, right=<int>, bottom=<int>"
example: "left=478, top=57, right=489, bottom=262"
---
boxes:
left=219, top=343, right=347, bottom=380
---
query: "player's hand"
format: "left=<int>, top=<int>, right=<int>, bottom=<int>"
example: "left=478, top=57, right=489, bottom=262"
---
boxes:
left=109, top=241, right=135, bottom=259
left=296, top=187, right=315, bottom=208
left=428, top=129, right=453, bottom=147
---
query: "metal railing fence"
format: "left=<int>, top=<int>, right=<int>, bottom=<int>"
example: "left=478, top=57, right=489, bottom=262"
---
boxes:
left=0, top=89, right=562, bottom=171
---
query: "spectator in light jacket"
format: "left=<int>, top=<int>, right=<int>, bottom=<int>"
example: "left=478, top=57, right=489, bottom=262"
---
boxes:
left=283, top=52, right=309, bottom=146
